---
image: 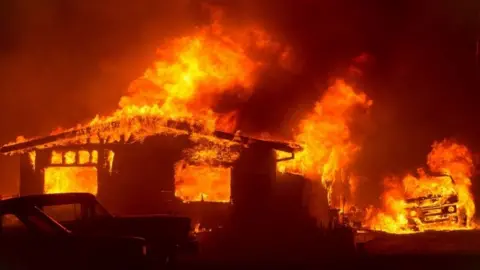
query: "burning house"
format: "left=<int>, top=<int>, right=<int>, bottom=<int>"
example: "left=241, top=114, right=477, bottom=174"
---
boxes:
left=0, top=8, right=373, bottom=235
left=0, top=118, right=308, bottom=224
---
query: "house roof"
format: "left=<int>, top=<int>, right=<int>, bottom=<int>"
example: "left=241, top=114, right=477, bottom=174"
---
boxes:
left=0, top=117, right=302, bottom=155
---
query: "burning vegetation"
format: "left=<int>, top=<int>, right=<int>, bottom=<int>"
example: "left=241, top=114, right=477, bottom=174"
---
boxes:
left=0, top=6, right=477, bottom=235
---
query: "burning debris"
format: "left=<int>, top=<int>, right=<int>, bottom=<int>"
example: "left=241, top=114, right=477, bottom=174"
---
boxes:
left=366, top=140, right=476, bottom=234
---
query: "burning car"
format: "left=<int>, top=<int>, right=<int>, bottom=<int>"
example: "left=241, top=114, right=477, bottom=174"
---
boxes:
left=404, top=174, right=467, bottom=230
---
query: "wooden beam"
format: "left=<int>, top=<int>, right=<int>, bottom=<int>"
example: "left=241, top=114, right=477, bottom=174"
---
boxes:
left=1, top=117, right=302, bottom=154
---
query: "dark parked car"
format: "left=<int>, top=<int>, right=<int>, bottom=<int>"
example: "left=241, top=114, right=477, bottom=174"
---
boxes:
left=13, top=193, right=198, bottom=266
left=0, top=196, right=147, bottom=270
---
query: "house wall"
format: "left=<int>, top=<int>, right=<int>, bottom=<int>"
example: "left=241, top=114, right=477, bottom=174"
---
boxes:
left=21, top=148, right=108, bottom=195
left=17, top=137, right=324, bottom=231
left=19, top=151, right=44, bottom=195
left=102, top=135, right=188, bottom=215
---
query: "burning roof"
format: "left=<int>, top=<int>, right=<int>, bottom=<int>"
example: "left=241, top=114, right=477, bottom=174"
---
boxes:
left=0, top=116, right=302, bottom=157
left=0, top=7, right=301, bottom=158
left=0, top=6, right=374, bottom=213
left=10, top=6, right=475, bottom=233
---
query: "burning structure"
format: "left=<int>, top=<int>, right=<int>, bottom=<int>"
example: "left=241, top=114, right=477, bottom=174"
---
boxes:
left=12, top=6, right=468, bottom=239
left=0, top=122, right=305, bottom=219
left=0, top=7, right=374, bottom=231
left=0, top=10, right=309, bottom=225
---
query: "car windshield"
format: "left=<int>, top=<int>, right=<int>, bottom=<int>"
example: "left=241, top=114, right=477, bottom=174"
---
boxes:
left=15, top=206, right=70, bottom=236
left=37, top=197, right=112, bottom=221
left=26, top=214, right=59, bottom=235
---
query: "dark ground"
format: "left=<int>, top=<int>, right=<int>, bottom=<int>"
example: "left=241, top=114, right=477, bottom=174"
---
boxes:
left=171, top=229, right=480, bottom=270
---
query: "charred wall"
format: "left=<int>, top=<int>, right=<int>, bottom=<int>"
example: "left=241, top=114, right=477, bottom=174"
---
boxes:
left=19, top=134, right=198, bottom=215
left=20, top=147, right=109, bottom=196
left=230, top=143, right=277, bottom=224
left=103, top=135, right=189, bottom=215
left=18, top=136, right=328, bottom=230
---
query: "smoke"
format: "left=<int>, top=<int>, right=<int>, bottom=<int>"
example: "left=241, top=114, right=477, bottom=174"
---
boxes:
left=0, top=0, right=199, bottom=193
left=198, top=0, right=382, bottom=139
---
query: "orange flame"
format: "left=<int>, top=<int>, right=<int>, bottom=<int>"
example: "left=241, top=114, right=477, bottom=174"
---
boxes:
left=82, top=9, right=289, bottom=144
left=174, top=161, right=231, bottom=202
left=44, top=167, right=98, bottom=195
left=7, top=10, right=289, bottom=202
left=28, top=151, right=36, bottom=171
left=278, top=79, right=372, bottom=209
left=366, top=139, right=476, bottom=233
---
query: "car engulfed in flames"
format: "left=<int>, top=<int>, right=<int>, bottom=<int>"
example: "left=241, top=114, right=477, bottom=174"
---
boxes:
left=365, top=140, right=476, bottom=234
left=404, top=191, right=466, bottom=231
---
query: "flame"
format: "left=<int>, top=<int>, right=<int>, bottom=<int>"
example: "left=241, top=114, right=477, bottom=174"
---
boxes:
left=92, top=150, right=98, bottom=164
left=3, top=9, right=291, bottom=202
left=44, top=150, right=101, bottom=195
left=183, top=133, right=241, bottom=166
left=28, top=151, right=36, bottom=170
left=174, top=161, right=231, bottom=202
left=193, top=223, right=213, bottom=233
left=64, top=151, right=76, bottom=165
left=107, top=150, right=115, bottom=174
left=278, top=79, right=372, bottom=208
left=75, top=9, right=288, bottom=146
left=1, top=8, right=286, bottom=147
left=44, top=167, right=98, bottom=195
left=366, top=139, right=476, bottom=233
left=51, top=151, right=63, bottom=164
left=78, top=150, right=90, bottom=165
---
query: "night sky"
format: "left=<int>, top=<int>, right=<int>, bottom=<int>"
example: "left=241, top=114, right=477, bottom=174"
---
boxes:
left=0, top=0, right=478, bottom=206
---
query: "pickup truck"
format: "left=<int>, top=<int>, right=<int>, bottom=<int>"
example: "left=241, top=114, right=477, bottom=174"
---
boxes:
left=13, top=193, right=198, bottom=266
left=0, top=196, right=148, bottom=269
left=404, top=174, right=467, bottom=230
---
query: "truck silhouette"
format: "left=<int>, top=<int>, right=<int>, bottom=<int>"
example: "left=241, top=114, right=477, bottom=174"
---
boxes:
left=404, top=174, right=467, bottom=231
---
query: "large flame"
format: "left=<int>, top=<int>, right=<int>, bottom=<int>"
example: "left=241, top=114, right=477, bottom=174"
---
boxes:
left=44, top=167, right=98, bottom=195
left=366, top=139, right=476, bottom=233
left=174, top=161, right=231, bottom=202
left=278, top=79, right=372, bottom=208
left=9, top=9, right=290, bottom=202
